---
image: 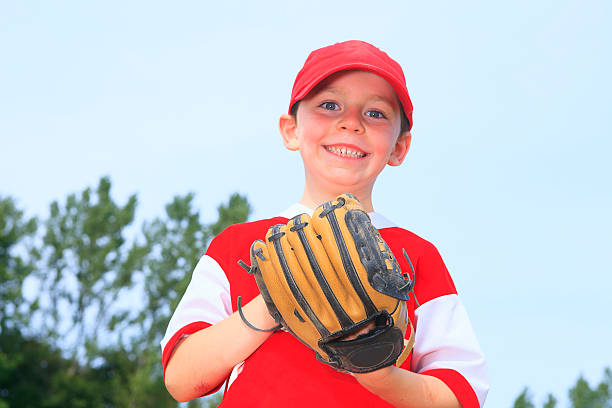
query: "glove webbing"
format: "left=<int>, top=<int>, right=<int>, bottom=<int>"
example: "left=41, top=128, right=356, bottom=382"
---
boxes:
left=320, top=201, right=379, bottom=317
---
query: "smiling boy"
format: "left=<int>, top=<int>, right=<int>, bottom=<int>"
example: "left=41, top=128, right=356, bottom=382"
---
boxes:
left=161, top=41, right=489, bottom=407
left=280, top=69, right=409, bottom=213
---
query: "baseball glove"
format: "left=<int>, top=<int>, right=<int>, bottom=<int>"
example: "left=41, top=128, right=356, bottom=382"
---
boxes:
left=237, top=193, right=416, bottom=373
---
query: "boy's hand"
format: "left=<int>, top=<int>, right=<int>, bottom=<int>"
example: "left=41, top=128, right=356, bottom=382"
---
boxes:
left=340, top=321, right=377, bottom=341
left=239, top=193, right=416, bottom=373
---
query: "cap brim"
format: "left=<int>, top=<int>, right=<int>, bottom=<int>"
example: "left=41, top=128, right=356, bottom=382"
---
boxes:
left=290, top=63, right=413, bottom=130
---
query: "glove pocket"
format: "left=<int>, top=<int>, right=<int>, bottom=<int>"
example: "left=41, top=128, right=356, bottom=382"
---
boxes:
left=317, top=311, right=404, bottom=373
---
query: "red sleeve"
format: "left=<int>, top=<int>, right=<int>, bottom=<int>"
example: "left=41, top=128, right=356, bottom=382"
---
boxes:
left=414, top=239, right=458, bottom=303
left=421, top=369, right=480, bottom=408
left=205, top=224, right=232, bottom=275
left=162, top=322, right=212, bottom=379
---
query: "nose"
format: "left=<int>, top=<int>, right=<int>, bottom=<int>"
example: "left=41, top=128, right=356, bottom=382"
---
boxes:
left=337, top=108, right=364, bottom=134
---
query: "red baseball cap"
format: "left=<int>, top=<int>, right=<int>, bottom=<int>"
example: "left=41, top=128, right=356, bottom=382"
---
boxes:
left=289, top=40, right=413, bottom=131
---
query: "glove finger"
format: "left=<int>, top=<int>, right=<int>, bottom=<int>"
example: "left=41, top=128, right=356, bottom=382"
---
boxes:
left=311, top=195, right=399, bottom=322
left=286, top=213, right=360, bottom=333
left=251, top=238, right=290, bottom=324
left=310, top=198, right=375, bottom=323
left=264, top=223, right=331, bottom=359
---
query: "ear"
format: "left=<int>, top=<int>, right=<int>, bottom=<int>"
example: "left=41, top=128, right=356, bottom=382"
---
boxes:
left=387, top=131, right=411, bottom=166
left=279, top=114, right=300, bottom=151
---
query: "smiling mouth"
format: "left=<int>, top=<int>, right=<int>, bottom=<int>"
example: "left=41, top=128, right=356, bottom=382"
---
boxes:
left=324, top=145, right=368, bottom=158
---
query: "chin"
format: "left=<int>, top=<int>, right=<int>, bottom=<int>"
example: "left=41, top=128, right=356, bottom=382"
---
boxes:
left=324, top=178, right=368, bottom=195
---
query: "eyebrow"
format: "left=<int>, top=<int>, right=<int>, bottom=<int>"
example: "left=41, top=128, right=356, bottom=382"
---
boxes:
left=369, top=95, right=396, bottom=106
left=317, top=88, right=396, bottom=106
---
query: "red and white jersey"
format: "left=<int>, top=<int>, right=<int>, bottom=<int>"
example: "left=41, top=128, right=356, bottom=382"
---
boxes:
left=161, top=204, right=489, bottom=407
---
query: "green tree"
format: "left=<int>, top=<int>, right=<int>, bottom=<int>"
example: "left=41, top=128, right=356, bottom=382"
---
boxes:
left=137, top=193, right=211, bottom=346
left=0, top=329, right=112, bottom=408
left=569, top=369, right=611, bottom=408
left=210, top=192, right=251, bottom=236
left=34, top=177, right=139, bottom=363
left=512, top=367, right=611, bottom=408
left=513, top=388, right=535, bottom=408
left=543, top=393, right=557, bottom=408
left=139, top=192, right=250, bottom=343
left=0, top=178, right=251, bottom=407
left=0, top=196, right=37, bottom=333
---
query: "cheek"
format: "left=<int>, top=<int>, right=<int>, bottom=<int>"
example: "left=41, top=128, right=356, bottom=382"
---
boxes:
left=297, top=121, right=327, bottom=146
left=374, top=134, right=398, bottom=156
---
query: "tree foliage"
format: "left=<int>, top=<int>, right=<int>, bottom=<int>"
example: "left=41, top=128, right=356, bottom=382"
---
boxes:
left=514, top=388, right=536, bottom=408
left=0, top=177, right=250, bottom=407
left=0, top=196, right=37, bottom=333
left=543, top=394, right=557, bottom=408
left=568, top=369, right=611, bottom=408
left=513, top=368, right=611, bottom=408
left=35, top=177, right=138, bottom=361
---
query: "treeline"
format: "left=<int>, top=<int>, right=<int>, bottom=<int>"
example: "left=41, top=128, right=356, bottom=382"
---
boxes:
left=0, top=177, right=247, bottom=407
left=512, top=368, right=611, bottom=407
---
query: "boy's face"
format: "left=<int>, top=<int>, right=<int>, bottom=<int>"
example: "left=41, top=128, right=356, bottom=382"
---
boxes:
left=280, top=70, right=410, bottom=196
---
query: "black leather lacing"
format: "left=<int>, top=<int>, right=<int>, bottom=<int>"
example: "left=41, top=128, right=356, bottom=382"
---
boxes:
left=401, top=248, right=420, bottom=307
left=237, top=295, right=281, bottom=332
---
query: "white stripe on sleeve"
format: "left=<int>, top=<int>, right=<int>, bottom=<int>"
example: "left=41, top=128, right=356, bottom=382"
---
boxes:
left=412, top=294, right=489, bottom=407
left=160, top=255, right=232, bottom=351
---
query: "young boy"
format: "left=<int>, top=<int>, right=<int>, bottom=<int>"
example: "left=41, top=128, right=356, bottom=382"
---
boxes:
left=161, top=40, right=489, bottom=407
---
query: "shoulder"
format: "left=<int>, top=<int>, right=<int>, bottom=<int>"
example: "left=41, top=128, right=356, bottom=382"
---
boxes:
left=210, top=216, right=288, bottom=242
left=379, top=226, right=457, bottom=303
left=379, top=225, right=440, bottom=256
left=369, top=212, right=438, bottom=253
left=206, top=217, right=288, bottom=264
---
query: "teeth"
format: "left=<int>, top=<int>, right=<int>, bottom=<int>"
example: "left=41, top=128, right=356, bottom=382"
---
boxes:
left=326, top=146, right=366, bottom=158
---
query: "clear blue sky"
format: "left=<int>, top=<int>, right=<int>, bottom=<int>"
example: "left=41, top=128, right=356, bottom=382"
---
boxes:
left=1, top=1, right=611, bottom=406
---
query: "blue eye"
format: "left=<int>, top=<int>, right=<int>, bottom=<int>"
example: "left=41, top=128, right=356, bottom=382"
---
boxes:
left=321, top=102, right=339, bottom=110
left=366, top=110, right=386, bottom=119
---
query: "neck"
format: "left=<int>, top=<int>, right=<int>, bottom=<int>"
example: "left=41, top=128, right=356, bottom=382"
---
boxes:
left=299, top=180, right=375, bottom=212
